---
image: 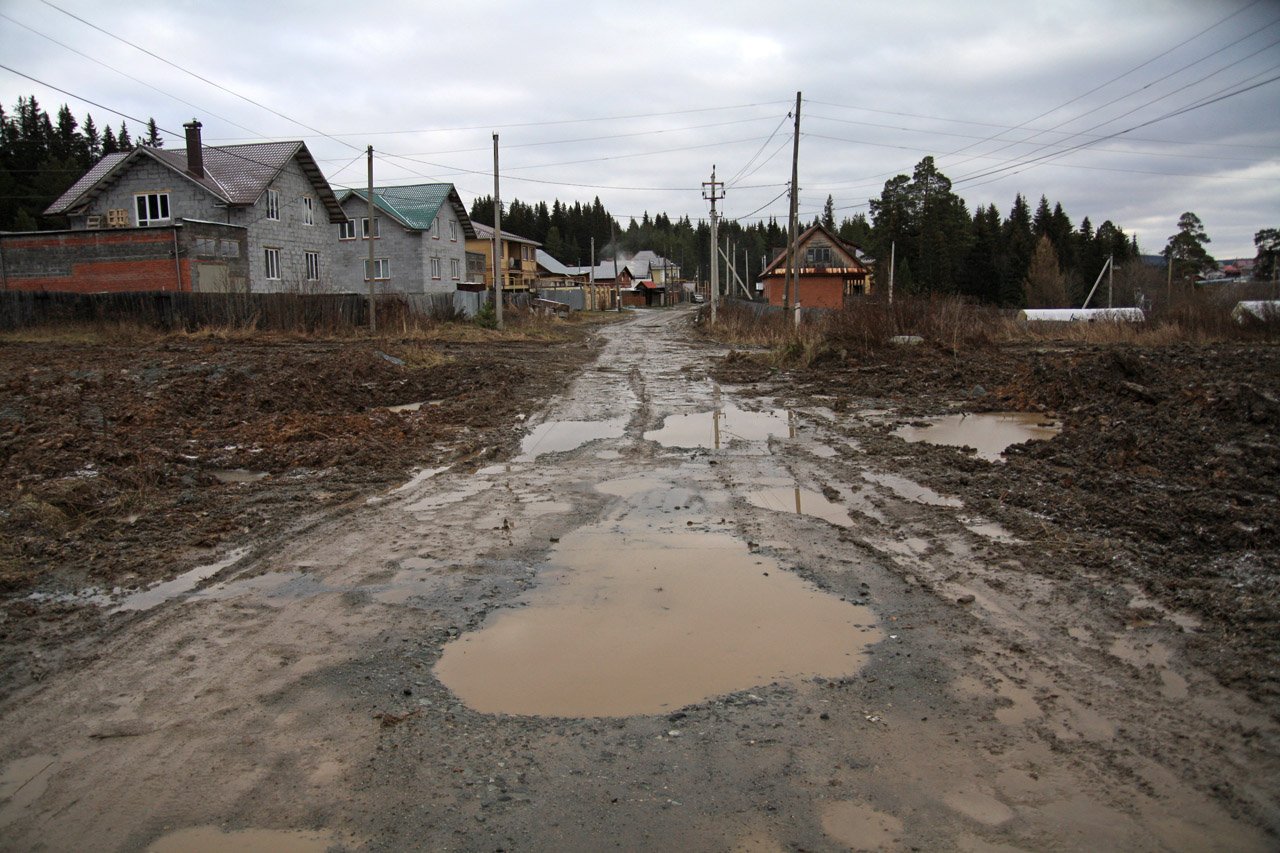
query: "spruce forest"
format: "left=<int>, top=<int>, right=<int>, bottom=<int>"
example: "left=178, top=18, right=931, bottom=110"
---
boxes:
left=5, top=95, right=1147, bottom=308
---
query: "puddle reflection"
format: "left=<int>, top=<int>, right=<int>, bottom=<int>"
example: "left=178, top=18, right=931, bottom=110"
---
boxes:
left=434, top=526, right=880, bottom=716
left=747, top=487, right=854, bottom=528
left=892, top=412, right=1061, bottom=462
left=515, top=416, right=628, bottom=461
left=645, top=406, right=791, bottom=450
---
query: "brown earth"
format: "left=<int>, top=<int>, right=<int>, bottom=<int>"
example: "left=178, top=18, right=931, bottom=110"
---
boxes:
left=0, top=327, right=602, bottom=696
left=718, top=341, right=1280, bottom=709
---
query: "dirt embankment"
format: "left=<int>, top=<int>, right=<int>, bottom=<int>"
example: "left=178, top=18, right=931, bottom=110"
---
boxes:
left=719, top=342, right=1280, bottom=706
left=0, top=328, right=601, bottom=694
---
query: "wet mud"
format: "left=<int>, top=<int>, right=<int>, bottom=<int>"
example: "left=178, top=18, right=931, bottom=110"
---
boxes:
left=0, top=311, right=1277, bottom=851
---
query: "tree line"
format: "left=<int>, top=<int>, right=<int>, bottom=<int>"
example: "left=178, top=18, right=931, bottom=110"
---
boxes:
left=6, top=95, right=1272, bottom=305
left=0, top=95, right=161, bottom=231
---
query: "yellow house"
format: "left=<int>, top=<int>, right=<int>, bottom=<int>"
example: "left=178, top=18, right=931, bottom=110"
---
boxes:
left=468, top=223, right=540, bottom=292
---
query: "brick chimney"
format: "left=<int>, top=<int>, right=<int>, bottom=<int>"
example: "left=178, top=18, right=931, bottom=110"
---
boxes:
left=183, top=120, right=204, bottom=178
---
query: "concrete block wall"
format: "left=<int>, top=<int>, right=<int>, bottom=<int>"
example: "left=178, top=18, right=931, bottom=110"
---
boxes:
left=229, top=159, right=337, bottom=293
left=333, top=196, right=424, bottom=294
left=420, top=204, right=468, bottom=295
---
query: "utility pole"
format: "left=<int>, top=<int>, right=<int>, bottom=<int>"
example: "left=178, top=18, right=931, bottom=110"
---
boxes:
left=366, top=145, right=376, bottom=334
left=783, top=91, right=802, bottom=311
left=702, top=165, right=724, bottom=325
left=492, top=133, right=503, bottom=330
left=612, top=220, right=621, bottom=312
left=1107, top=253, right=1114, bottom=309
left=888, top=241, right=895, bottom=305
left=1167, top=251, right=1173, bottom=308
left=589, top=236, right=596, bottom=311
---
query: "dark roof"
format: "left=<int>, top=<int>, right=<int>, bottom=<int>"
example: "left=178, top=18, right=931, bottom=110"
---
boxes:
left=340, top=184, right=475, bottom=237
left=45, top=141, right=345, bottom=220
left=536, top=249, right=575, bottom=276
left=762, top=223, right=868, bottom=275
left=472, top=222, right=540, bottom=246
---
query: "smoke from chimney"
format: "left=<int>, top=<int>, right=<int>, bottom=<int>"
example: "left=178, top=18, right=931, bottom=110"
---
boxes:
left=183, top=120, right=204, bottom=178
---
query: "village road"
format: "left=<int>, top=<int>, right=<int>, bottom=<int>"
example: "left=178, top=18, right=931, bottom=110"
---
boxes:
left=0, top=307, right=1276, bottom=851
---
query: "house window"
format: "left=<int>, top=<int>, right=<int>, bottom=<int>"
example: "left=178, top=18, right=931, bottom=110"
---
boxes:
left=134, top=192, right=170, bottom=226
left=806, top=246, right=832, bottom=265
left=361, top=217, right=380, bottom=239
left=450, top=258, right=460, bottom=280
left=266, top=189, right=280, bottom=221
left=303, top=196, right=315, bottom=226
left=449, top=220, right=457, bottom=241
left=264, top=247, right=281, bottom=280
left=107, top=208, right=130, bottom=227
left=432, top=218, right=440, bottom=239
left=365, top=258, right=390, bottom=280
left=430, top=256, right=441, bottom=279
left=305, top=251, right=320, bottom=281
left=338, top=220, right=356, bottom=240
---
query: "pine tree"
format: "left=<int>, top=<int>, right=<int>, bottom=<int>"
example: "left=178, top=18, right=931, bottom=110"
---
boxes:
left=83, top=114, right=100, bottom=160
left=1024, top=236, right=1068, bottom=308
left=1254, top=228, right=1279, bottom=281
left=102, top=125, right=119, bottom=155
left=117, top=122, right=133, bottom=150
left=144, top=117, right=163, bottom=147
left=1162, top=211, right=1215, bottom=282
left=822, top=195, right=835, bottom=231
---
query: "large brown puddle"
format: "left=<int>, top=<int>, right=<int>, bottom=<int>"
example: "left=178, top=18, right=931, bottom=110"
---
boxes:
left=892, top=412, right=1060, bottom=462
left=434, top=524, right=880, bottom=716
left=146, top=826, right=336, bottom=852
left=746, top=486, right=855, bottom=528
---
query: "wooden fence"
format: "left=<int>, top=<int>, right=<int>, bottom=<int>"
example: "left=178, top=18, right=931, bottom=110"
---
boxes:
left=0, top=290, right=518, bottom=333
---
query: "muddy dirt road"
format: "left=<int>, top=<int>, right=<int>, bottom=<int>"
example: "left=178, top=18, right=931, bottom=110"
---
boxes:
left=2, top=308, right=1278, bottom=851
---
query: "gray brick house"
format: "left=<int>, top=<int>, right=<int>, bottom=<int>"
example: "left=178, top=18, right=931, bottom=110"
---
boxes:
left=333, top=184, right=475, bottom=294
left=44, top=121, right=346, bottom=292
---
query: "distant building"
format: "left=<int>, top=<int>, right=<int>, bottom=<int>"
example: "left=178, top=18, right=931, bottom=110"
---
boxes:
left=333, top=184, right=475, bottom=294
left=469, top=224, right=540, bottom=292
left=33, top=120, right=345, bottom=293
left=760, top=223, right=871, bottom=309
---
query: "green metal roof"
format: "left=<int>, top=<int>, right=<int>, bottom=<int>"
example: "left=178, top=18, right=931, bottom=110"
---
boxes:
left=340, top=184, right=474, bottom=236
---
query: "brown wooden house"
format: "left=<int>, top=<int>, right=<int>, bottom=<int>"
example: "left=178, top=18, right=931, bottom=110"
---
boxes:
left=761, top=223, right=871, bottom=309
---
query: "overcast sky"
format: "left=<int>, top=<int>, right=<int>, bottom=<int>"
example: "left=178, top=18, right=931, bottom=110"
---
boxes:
left=2, top=0, right=1277, bottom=260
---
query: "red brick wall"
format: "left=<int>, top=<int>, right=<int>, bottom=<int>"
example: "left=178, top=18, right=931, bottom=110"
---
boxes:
left=1, top=229, right=188, bottom=293
left=763, top=276, right=846, bottom=309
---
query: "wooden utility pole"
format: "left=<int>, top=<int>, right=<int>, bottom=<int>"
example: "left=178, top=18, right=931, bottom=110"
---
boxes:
left=366, top=145, right=376, bottom=333
left=612, top=220, right=621, bottom=312
left=589, top=236, right=596, bottom=311
left=702, top=165, right=724, bottom=325
left=888, top=240, right=895, bottom=305
left=783, top=91, right=802, bottom=311
left=492, top=133, right=504, bottom=330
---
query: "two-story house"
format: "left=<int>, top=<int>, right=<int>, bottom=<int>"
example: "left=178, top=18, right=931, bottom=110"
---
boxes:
left=760, top=223, right=872, bottom=309
left=332, top=184, right=475, bottom=294
left=468, top=224, right=540, bottom=292
left=39, top=121, right=345, bottom=293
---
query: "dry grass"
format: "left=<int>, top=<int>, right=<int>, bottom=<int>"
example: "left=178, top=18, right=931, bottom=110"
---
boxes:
left=702, top=293, right=1280, bottom=365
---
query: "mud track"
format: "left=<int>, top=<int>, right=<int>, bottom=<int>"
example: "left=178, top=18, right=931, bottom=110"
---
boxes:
left=1, top=309, right=1277, bottom=851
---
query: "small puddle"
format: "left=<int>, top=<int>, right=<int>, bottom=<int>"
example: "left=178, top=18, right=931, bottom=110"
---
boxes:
left=820, top=801, right=904, bottom=850
left=1124, top=583, right=1201, bottom=632
left=209, top=469, right=267, bottom=484
left=146, top=826, right=336, bottom=853
left=746, top=487, right=854, bottom=528
left=1110, top=635, right=1189, bottom=700
left=391, top=465, right=450, bottom=494
left=862, top=471, right=962, bottom=507
left=515, top=416, right=628, bottom=461
left=644, top=407, right=790, bottom=450
left=388, top=400, right=441, bottom=413
left=434, top=525, right=880, bottom=716
left=111, top=547, right=250, bottom=613
left=893, top=412, right=1061, bottom=462
left=405, top=480, right=492, bottom=512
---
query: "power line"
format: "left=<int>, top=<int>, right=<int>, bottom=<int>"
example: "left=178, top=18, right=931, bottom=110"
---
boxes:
left=38, top=0, right=363, bottom=152
left=0, top=11, right=265, bottom=139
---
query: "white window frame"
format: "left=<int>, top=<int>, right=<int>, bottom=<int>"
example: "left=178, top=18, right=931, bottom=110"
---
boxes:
left=365, top=258, right=390, bottom=280
left=266, top=189, right=280, bottom=221
left=134, top=192, right=170, bottom=226
left=450, top=258, right=461, bottom=280
left=430, top=256, right=442, bottom=279
left=432, top=218, right=440, bottom=239
left=338, top=220, right=356, bottom=240
left=264, top=247, right=281, bottom=280
left=302, top=196, right=315, bottom=226
left=448, top=220, right=457, bottom=241
left=305, top=251, right=320, bottom=281
left=361, top=217, right=380, bottom=239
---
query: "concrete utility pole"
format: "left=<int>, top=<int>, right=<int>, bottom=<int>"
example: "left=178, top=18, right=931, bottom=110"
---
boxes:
left=1108, top=253, right=1114, bottom=309
left=783, top=91, right=802, bottom=311
left=612, top=220, right=621, bottom=312
left=589, top=236, right=595, bottom=311
left=492, top=133, right=504, bottom=330
left=366, top=145, right=376, bottom=333
left=888, top=241, right=895, bottom=305
left=702, top=165, right=724, bottom=325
